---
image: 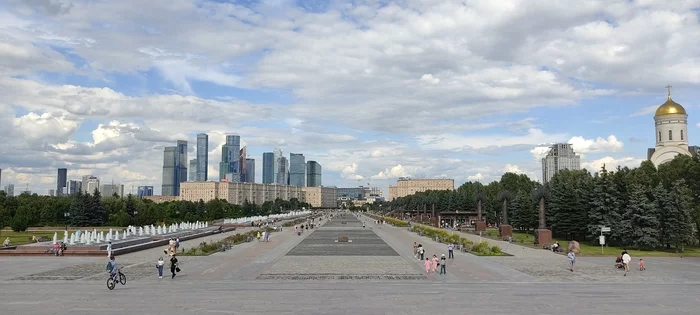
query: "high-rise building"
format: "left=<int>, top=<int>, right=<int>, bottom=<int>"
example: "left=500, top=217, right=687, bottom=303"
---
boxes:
left=244, top=158, right=255, bottom=183
left=306, top=161, right=322, bottom=187
left=289, top=153, right=306, bottom=186
left=189, top=159, right=197, bottom=182
left=81, top=175, right=97, bottom=193
left=273, top=147, right=283, bottom=183
left=48, top=189, right=55, bottom=196
left=262, top=152, right=274, bottom=184
left=5, top=184, right=14, bottom=196
left=196, top=133, right=209, bottom=181
left=162, top=140, right=188, bottom=196
left=67, top=180, right=81, bottom=195
left=137, top=186, right=154, bottom=198
left=57, top=168, right=67, bottom=196
left=219, top=135, right=241, bottom=182
left=276, top=156, right=289, bottom=185
left=85, top=177, right=100, bottom=194
left=102, top=184, right=125, bottom=198
left=239, top=146, right=247, bottom=182
left=541, top=143, right=581, bottom=184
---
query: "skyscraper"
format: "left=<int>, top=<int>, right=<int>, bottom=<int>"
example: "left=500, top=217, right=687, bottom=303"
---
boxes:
left=219, top=135, right=241, bottom=182
left=262, top=152, right=274, bottom=184
left=196, top=133, right=209, bottom=181
left=239, top=146, right=247, bottom=182
left=289, top=153, right=306, bottom=186
left=137, top=186, right=154, bottom=198
left=162, top=140, right=188, bottom=196
left=101, top=184, right=124, bottom=198
left=5, top=184, right=14, bottom=196
left=57, top=168, right=67, bottom=196
left=85, top=177, right=100, bottom=194
left=541, top=143, right=580, bottom=184
left=49, top=189, right=55, bottom=196
left=189, top=159, right=197, bottom=181
left=245, top=158, right=255, bottom=183
left=276, top=156, right=289, bottom=185
left=307, top=161, right=322, bottom=187
left=67, top=180, right=81, bottom=195
left=273, top=147, right=283, bottom=183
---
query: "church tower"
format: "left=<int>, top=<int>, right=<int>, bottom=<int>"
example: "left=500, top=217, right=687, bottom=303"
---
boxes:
left=649, top=85, right=691, bottom=167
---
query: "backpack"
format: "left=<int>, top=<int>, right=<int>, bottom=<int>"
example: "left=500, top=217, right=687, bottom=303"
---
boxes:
left=105, top=262, right=113, bottom=272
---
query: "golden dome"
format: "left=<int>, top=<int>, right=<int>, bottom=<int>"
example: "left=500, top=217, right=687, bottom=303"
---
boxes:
left=655, top=97, right=687, bottom=116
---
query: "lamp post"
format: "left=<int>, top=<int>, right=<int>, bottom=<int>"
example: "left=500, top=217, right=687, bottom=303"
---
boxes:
left=64, top=212, right=70, bottom=231
left=134, top=210, right=138, bottom=226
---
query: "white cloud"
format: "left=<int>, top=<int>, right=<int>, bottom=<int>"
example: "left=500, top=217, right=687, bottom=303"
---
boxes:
left=467, top=173, right=484, bottom=181
left=372, top=165, right=411, bottom=180
left=582, top=156, right=645, bottom=173
left=12, top=112, right=80, bottom=146
left=420, top=73, right=440, bottom=85
left=504, top=164, right=523, bottom=174
left=530, top=135, right=624, bottom=159
left=417, top=128, right=568, bottom=152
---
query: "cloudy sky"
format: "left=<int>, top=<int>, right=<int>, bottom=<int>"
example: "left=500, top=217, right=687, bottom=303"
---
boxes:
left=1, top=0, right=699, bottom=195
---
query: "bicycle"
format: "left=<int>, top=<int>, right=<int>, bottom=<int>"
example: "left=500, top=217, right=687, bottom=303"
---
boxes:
left=106, top=271, right=127, bottom=290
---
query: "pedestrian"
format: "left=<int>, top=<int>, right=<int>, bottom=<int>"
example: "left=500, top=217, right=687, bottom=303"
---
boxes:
left=622, top=252, right=632, bottom=276
left=175, top=238, right=180, bottom=251
left=440, top=254, right=447, bottom=275
left=447, top=243, right=454, bottom=259
left=424, top=257, right=431, bottom=274
left=639, top=259, right=645, bottom=271
left=413, top=242, right=418, bottom=257
left=170, top=255, right=179, bottom=279
left=568, top=250, right=576, bottom=272
left=418, top=244, right=425, bottom=260
left=156, top=257, right=164, bottom=279
left=431, top=255, right=439, bottom=273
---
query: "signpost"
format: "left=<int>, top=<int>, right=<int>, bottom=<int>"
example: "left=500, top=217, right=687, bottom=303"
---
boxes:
left=600, top=226, right=611, bottom=254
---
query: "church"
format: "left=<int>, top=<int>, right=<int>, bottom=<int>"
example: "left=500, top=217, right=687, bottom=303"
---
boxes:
left=647, top=86, right=700, bottom=167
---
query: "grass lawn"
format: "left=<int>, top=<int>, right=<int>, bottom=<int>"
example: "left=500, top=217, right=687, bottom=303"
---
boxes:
left=1, top=228, right=113, bottom=246
left=481, top=229, right=700, bottom=257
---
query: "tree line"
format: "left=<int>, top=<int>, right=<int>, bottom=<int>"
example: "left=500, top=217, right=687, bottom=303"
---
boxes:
left=379, top=155, right=700, bottom=251
left=0, top=189, right=311, bottom=232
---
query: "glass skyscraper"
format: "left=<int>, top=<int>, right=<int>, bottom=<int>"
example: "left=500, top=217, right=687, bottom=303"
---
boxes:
left=162, top=140, right=188, bottom=196
left=306, top=161, right=322, bottom=187
left=189, top=159, right=197, bottom=181
left=219, top=135, right=240, bottom=182
left=289, top=153, right=306, bottom=186
left=276, top=156, right=289, bottom=185
left=137, top=186, right=154, bottom=198
left=57, top=168, right=67, bottom=196
left=196, top=133, right=208, bottom=181
left=245, top=158, right=255, bottom=183
left=262, top=152, right=274, bottom=184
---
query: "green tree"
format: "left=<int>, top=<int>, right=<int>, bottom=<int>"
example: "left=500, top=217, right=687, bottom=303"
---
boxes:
left=587, top=165, right=622, bottom=244
left=11, top=205, right=31, bottom=232
left=623, top=183, right=660, bottom=249
left=666, top=180, right=695, bottom=252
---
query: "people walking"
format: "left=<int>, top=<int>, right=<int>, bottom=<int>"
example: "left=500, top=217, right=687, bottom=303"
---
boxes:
left=440, top=254, right=447, bottom=275
left=568, top=250, right=576, bottom=272
left=413, top=242, right=418, bottom=258
left=622, top=252, right=632, bottom=276
left=156, top=257, right=164, bottom=279
left=431, top=255, right=439, bottom=273
left=424, top=258, right=431, bottom=274
left=417, top=244, right=425, bottom=260
left=170, top=255, right=179, bottom=279
left=447, top=243, right=454, bottom=259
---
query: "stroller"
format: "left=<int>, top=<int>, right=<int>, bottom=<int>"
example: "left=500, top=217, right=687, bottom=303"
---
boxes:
left=615, top=256, right=624, bottom=269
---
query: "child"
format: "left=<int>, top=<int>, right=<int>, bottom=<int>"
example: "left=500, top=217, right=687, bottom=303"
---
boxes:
left=424, top=257, right=431, bottom=274
left=639, top=259, right=646, bottom=271
left=567, top=251, right=576, bottom=272
left=156, top=257, right=164, bottom=279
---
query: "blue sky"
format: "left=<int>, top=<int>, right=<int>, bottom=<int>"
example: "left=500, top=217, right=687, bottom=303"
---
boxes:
left=0, top=0, right=699, bottom=195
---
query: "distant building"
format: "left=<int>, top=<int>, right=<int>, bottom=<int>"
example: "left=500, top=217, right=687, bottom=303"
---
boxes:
left=541, top=143, right=581, bottom=184
left=387, top=178, right=454, bottom=201
left=262, top=152, right=275, bottom=184
left=196, top=133, right=209, bottom=181
left=179, top=182, right=304, bottom=205
left=219, top=135, right=241, bottom=182
left=83, top=176, right=100, bottom=194
left=102, top=184, right=125, bottom=198
left=189, top=159, right=197, bottom=181
left=162, top=140, right=188, bottom=196
left=306, top=161, right=322, bottom=187
left=244, top=158, right=255, bottom=183
left=137, top=186, right=154, bottom=199
left=336, top=186, right=382, bottom=200
left=276, top=156, right=289, bottom=185
left=56, top=168, right=67, bottom=196
left=48, top=189, right=55, bottom=196
left=647, top=88, right=693, bottom=167
left=5, top=184, right=14, bottom=196
left=67, top=180, right=81, bottom=195
left=302, top=186, right=336, bottom=208
left=289, top=153, right=306, bottom=186
left=142, top=195, right=178, bottom=203
left=240, top=146, right=247, bottom=182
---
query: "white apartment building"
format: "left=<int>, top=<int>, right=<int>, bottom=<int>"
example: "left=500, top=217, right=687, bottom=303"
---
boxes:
left=541, top=143, right=581, bottom=184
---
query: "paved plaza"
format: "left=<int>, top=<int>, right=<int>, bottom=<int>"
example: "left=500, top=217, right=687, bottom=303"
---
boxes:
left=1, top=212, right=699, bottom=314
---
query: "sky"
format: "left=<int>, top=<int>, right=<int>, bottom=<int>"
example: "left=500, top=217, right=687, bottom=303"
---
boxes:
left=1, top=0, right=699, bottom=196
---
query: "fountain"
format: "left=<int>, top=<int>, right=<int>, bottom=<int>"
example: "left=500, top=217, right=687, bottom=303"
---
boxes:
left=69, top=234, right=76, bottom=245
left=114, top=231, right=120, bottom=241
left=52, top=232, right=58, bottom=245
left=108, top=228, right=113, bottom=239
left=63, top=231, right=68, bottom=244
left=123, top=230, right=127, bottom=239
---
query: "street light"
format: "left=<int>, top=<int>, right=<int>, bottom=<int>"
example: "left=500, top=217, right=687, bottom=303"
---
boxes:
left=64, top=212, right=70, bottom=231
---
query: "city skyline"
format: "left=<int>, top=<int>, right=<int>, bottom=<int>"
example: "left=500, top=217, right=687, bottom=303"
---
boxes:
left=1, top=1, right=699, bottom=196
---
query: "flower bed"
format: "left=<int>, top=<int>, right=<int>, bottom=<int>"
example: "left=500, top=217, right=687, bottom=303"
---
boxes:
left=181, top=227, right=275, bottom=256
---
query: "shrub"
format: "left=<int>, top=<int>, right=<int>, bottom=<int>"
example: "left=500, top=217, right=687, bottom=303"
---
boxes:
left=490, top=245, right=502, bottom=255
left=471, top=241, right=490, bottom=254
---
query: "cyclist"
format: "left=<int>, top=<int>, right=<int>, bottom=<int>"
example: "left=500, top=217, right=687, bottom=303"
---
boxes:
left=106, top=255, right=118, bottom=280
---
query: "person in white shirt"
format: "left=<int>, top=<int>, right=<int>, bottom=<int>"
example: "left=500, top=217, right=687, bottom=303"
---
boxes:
left=622, top=252, right=632, bottom=275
